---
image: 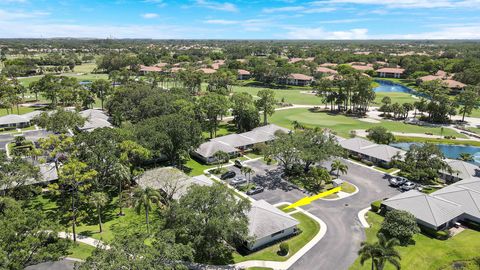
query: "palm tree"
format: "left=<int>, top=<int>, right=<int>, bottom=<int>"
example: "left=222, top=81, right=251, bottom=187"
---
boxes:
left=459, top=153, right=474, bottom=162
left=132, top=187, right=162, bottom=234
left=358, top=241, right=379, bottom=270
left=292, top=120, right=305, bottom=130
left=331, top=159, right=348, bottom=177
left=375, top=233, right=401, bottom=270
left=241, top=166, right=254, bottom=186
left=213, top=151, right=229, bottom=171
left=89, top=192, right=109, bottom=233
left=111, top=162, right=131, bottom=216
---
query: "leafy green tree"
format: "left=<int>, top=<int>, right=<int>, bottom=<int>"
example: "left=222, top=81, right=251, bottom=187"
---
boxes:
left=392, top=143, right=450, bottom=184
left=358, top=240, right=379, bottom=270
left=375, top=233, right=401, bottom=270
left=380, top=210, right=420, bottom=245
left=135, top=114, right=201, bottom=165
left=255, top=89, right=276, bottom=125
left=231, top=92, right=259, bottom=132
left=331, top=159, right=348, bottom=177
left=213, top=150, right=229, bottom=171
left=132, top=187, right=162, bottom=234
left=78, top=230, right=192, bottom=270
left=456, top=85, right=480, bottom=122
left=33, top=108, right=85, bottom=134
left=366, top=126, right=396, bottom=145
left=304, top=166, right=331, bottom=191
left=297, top=128, right=343, bottom=172
left=89, top=192, right=109, bottom=233
left=0, top=154, right=39, bottom=196
left=110, top=162, right=131, bottom=216
left=198, top=92, right=230, bottom=138
left=56, top=159, right=98, bottom=242
left=166, top=183, right=250, bottom=264
left=0, top=197, right=69, bottom=269
left=240, top=166, right=254, bottom=186
left=264, top=131, right=300, bottom=172
left=90, top=79, right=112, bottom=110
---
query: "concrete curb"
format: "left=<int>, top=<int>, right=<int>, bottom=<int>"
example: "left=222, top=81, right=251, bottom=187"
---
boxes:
left=319, top=182, right=360, bottom=201
left=357, top=207, right=371, bottom=228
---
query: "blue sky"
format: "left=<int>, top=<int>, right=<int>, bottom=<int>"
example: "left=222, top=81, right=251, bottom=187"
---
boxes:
left=1, top=0, right=480, bottom=39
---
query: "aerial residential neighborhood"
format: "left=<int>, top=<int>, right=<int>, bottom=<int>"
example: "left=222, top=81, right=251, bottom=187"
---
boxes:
left=1, top=1, right=480, bottom=270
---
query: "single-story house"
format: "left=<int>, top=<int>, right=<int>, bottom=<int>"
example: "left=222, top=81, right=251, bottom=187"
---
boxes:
left=284, top=73, right=314, bottom=86
left=439, top=159, right=480, bottom=182
left=443, top=79, right=466, bottom=92
left=136, top=167, right=213, bottom=200
left=247, top=200, right=299, bottom=250
left=78, top=109, right=112, bottom=132
left=237, top=69, right=251, bottom=80
left=316, top=67, right=337, bottom=75
left=192, top=141, right=240, bottom=164
left=339, top=137, right=405, bottom=167
left=376, top=68, right=405, bottom=78
left=350, top=65, right=373, bottom=72
left=0, top=162, right=58, bottom=191
left=417, top=76, right=466, bottom=92
left=382, top=177, right=480, bottom=230
left=320, top=63, right=337, bottom=67
left=194, top=124, right=289, bottom=163
left=0, top=114, right=31, bottom=129
left=139, top=65, right=163, bottom=75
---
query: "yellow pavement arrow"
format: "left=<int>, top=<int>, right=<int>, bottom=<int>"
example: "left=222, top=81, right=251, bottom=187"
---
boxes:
left=284, top=186, right=342, bottom=210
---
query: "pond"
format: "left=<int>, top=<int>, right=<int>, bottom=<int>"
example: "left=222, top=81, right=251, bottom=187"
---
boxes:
left=373, top=80, right=414, bottom=93
left=390, top=142, right=480, bottom=165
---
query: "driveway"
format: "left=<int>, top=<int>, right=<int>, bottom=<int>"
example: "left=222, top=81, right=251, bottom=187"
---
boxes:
left=250, top=159, right=400, bottom=270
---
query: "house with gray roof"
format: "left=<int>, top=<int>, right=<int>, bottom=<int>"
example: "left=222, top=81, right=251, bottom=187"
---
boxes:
left=247, top=200, right=299, bottom=250
left=0, top=114, right=31, bottom=129
left=339, top=137, right=405, bottom=167
left=439, top=159, right=480, bottom=183
left=136, top=167, right=213, bottom=200
left=382, top=177, right=480, bottom=230
left=194, top=124, right=289, bottom=164
left=78, top=109, right=112, bottom=132
left=191, top=141, right=239, bottom=163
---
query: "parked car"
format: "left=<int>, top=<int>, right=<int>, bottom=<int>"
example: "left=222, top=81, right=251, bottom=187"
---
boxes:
left=389, top=176, right=408, bottom=187
left=400, top=181, right=416, bottom=191
left=231, top=177, right=247, bottom=186
left=220, top=171, right=236, bottom=180
left=234, top=160, right=244, bottom=168
left=246, top=186, right=264, bottom=195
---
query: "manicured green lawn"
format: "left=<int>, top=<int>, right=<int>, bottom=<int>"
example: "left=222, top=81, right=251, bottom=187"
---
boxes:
left=0, top=106, right=38, bottom=117
left=341, top=182, right=357, bottom=193
left=68, top=242, right=96, bottom=260
left=350, top=211, right=480, bottom=270
left=374, top=92, right=418, bottom=105
left=232, top=85, right=325, bottom=105
left=276, top=204, right=297, bottom=213
left=233, top=212, right=320, bottom=263
left=73, top=63, right=97, bottom=73
left=268, top=108, right=464, bottom=138
left=184, top=158, right=217, bottom=176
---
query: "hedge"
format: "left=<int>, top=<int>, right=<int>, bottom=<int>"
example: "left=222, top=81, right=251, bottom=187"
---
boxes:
left=371, top=200, right=382, bottom=213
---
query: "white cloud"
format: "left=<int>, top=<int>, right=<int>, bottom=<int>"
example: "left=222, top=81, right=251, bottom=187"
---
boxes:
left=313, top=0, right=480, bottom=9
left=0, top=9, right=50, bottom=20
left=195, top=0, right=238, bottom=12
left=204, top=18, right=272, bottom=32
left=141, top=13, right=159, bottom=19
left=374, top=24, right=480, bottom=39
left=285, top=26, right=368, bottom=39
left=263, top=6, right=305, bottom=13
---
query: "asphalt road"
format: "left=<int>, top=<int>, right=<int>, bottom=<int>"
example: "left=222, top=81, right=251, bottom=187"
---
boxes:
left=248, top=159, right=401, bottom=270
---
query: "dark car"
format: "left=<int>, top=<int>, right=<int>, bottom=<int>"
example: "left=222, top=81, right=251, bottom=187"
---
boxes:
left=231, top=177, right=247, bottom=186
left=389, top=176, right=407, bottom=187
left=246, top=186, right=264, bottom=195
left=234, top=160, right=244, bottom=168
left=400, top=181, right=416, bottom=191
left=220, top=171, right=236, bottom=180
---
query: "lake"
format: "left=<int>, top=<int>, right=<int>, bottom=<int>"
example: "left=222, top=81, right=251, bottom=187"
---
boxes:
left=391, top=142, right=480, bottom=165
left=374, top=80, right=414, bottom=93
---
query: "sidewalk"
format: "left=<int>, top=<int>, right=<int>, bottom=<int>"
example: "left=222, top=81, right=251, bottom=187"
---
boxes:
left=58, top=232, right=110, bottom=250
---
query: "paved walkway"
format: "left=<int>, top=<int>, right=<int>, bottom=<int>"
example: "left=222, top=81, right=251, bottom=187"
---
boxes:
left=58, top=232, right=110, bottom=250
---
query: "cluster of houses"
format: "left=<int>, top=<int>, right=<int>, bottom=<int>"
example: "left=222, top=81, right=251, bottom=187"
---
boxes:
left=136, top=167, right=300, bottom=251
left=417, top=70, right=466, bottom=92
left=193, top=124, right=290, bottom=164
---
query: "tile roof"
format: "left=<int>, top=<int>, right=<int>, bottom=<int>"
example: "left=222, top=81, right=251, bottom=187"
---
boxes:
left=316, top=67, right=338, bottom=74
left=376, top=68, right=405, bottom=74
left=441, top=159, right=480, bottom=179
left=288, top=73, right=314, bottom=81
left=0, top=114, right=30, bottom=125
left=195, top=141, right=239, bottom=158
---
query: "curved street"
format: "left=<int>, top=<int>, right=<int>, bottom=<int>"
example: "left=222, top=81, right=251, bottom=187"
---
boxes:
left=250, top=159, right=401, bottom=270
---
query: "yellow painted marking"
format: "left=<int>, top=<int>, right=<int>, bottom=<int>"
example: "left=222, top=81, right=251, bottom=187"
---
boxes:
left=284, top=186, right=342, bottom=209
